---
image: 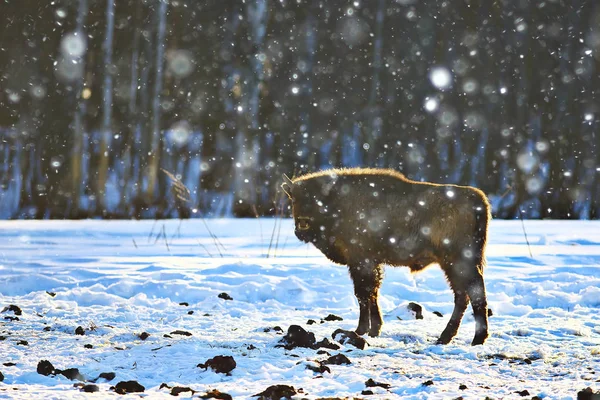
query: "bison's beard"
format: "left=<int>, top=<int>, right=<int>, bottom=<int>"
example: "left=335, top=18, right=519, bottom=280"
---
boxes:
left=294, top=229, right=313, bottom=243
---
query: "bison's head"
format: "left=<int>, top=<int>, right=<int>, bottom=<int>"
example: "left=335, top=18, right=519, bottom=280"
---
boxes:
left=282, top=174, right=333, bottom=244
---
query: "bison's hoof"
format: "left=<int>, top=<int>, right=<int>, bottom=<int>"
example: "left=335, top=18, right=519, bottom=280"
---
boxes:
left=368, top=328, right=381, bottom=337
left=355, top=327, right=368, bottom=336
left=435, top=336, right=452, bottom=345
left=471, top=332, right=488, bottom=346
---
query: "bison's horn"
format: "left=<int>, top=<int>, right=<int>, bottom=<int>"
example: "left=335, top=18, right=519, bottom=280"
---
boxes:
left=281, top=174, right=293, bottom=199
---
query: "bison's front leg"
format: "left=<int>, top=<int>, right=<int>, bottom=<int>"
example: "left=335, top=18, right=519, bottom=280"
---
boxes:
left=349, top=263, right=383, bottom=337
left=436, top=288, right=469, bottom=345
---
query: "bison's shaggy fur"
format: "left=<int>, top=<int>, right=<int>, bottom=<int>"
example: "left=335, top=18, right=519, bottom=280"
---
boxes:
left=283, top=168, right=491, bottom=345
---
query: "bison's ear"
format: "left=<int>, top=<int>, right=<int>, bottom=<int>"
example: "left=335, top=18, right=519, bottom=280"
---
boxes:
left=281, top=174, right=294, bottom=199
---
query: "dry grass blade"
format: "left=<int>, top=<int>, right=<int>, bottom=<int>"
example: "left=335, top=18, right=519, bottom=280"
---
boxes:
left=162, top=224, right=170, bottom=252
left=161, top=168, right=191, bottom=203
left=161, top=168, right=224, bottom=257
left=252, top=205, right=264, bottom=257
left=148, top=220, right=157, bottom=243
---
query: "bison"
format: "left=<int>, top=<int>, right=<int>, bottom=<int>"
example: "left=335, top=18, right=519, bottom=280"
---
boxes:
left=282, top=168, right=491, bottom=345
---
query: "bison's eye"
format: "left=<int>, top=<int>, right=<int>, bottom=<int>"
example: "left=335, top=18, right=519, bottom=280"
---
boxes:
left=297, top=216, right=310, bottom=231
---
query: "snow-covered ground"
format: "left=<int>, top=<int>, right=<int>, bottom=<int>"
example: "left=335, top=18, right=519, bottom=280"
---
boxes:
left=0, top=219, right=599, bottom=399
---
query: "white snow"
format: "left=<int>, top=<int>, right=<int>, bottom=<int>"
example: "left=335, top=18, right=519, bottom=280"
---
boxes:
left=0, top=219, right=599, bottom=398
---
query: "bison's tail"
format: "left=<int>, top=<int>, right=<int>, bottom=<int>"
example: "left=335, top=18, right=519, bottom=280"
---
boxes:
left=473, top=194, right=491, bottom=272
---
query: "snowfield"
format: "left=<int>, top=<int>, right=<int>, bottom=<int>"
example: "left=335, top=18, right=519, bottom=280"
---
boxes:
left=0, top=219, right=599, bottom=399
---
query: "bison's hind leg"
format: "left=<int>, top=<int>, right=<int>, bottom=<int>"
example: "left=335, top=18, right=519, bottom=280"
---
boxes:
left=466, top=268, right=488, bottom=345
left=349, top=263, right=384, bottom=337
left=439, top=256, right=488, bottom=345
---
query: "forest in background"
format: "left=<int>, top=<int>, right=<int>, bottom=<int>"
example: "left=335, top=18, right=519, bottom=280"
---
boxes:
left=0, top=0, right=599, bottom=219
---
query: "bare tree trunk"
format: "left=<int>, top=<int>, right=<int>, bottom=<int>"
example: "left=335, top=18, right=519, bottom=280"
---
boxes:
left=146, top=0, right=168, bottom=202
left=232, top=0, right=267, bottom=216
left=97, top=0, right=115, bottom=214
left=367, top=0, right=385, bottom=166
left=120, top=0, right=142, bottom=214
left=70, top=0, right=88, bottom=217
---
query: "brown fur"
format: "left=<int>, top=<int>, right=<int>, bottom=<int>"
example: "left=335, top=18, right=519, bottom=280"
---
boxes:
left=283, top=167, right=491, bottom=345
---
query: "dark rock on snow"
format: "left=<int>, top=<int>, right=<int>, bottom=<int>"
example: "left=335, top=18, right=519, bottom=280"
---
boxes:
left=279, top=325, right=316, bottom=350
left=60, top=368, right=85, bottom=381
left=323, top=314, right=343, bottom=321
left=75, top=326, right=85, bottom=335
left=332, top=329, right=368, bottom=350
left=84, top=344, right=93, bottom=349
left=139, top=332, right=150, bottom=340
left=305, top=361, right=331, bottom=374
left=515, top=389, right=530, bottom=396
left=170, top=330, right=192, bottom=336
left=264, top=326, right=283, bottom=333
left=459, top=384, right=468, bottom=390
left=314, top=338, right=340, bottom=351
left=200, top=389, right=233, bottom=400
left=37, top=360, right=57, bottom=376
left=433, top=311, right=444, bottom=318
left=254, top=384, right=297, bottom=400
left=112, top=380, right=145, bottom=394
left=407, top=302, right=424, bottom=320
left=365, top=378, right=391, bottom=389
left=171, top=386, right=196, bottom=396
left=79, top=384, right=100, bottom=393
left=323, top=354, right=351, bottom=365
left=197, top=355, right=236, bottom=374
left=93, top=372, right=116, bottom=382
left=1, top=305, right=22, bottom=316
left=0, top=371, right=4, bottom=382
left=218, top=292, right=233, bottom=300
left=36, top=360, right=85, bottom=381
left=422, top=380, right=434, bottom=386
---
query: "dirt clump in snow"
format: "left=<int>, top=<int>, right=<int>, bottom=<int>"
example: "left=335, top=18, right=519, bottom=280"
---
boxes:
left=253, top=384, right=297, bottom=399
left=365, top=378, right=390, bottom=389
left=323, top=314, right=343, bottom=322
left=279, top=325, right=316, bottom=350
left=36, top=360, right=84, bottom=381
left=112, top=380, right=145, bottom=394
left=218, top=292, right=233, bottom=300
left=407, top=302, right=424, bottom=319
left=323, top=354, right=351, bottom=365
left=1, top=305, right=22, bottom=316
left=200, top=388, right=233, bottom=399
left=197, top=355, right=236, bottom=374
left=170, top=330, right=192, bottom=336
left=332, top=329, right=368, bottom=350
left=75, top=384, right=99, bottom=393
